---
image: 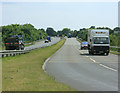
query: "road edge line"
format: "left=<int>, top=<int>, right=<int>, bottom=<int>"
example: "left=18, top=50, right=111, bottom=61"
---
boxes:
left=42, top=57, right=51, bottom=73
left=42, top=39, right=66, bottom=73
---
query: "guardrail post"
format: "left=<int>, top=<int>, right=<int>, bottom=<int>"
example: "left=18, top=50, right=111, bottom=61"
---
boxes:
left=6, top=54, right=8, bottom=57
left=13, top=54, right=15, bottom=56
left=10, top=54, right=12, bottom=56
left=2, top=55, right=4, bottom=58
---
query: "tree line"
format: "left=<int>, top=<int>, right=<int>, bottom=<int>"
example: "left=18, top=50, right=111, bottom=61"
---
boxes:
left=46, top=26, right=120, bottom=47
left=1, top=24, right=48, bottom=43
left=1, top=24, right=120, bottom=46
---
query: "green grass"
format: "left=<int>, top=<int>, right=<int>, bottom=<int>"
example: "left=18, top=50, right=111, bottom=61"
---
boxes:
left=2, top=39, right=75, bottom=91
left=110, top=51, right=120, bottom=55
left=76, top=38, right=82, bottom=43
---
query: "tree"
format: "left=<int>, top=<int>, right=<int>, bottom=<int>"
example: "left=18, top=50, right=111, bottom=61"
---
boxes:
left=62, top=28, right=71, bottom=36
left=90, top=26, right=95, bottom=29
left=2, top=24, right=48, bottom=43
left=113, top=27, right=120, bottom=31
left=57, top=31, right=63, bottom=37
left=46, top=27, right=57, bottom=36
left=72, top=30, right=78, bottom=37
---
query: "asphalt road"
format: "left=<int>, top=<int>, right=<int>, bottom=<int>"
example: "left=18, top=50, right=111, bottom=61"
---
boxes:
left=25, top=37, right=60, bottom=50
left=45, top=38, right=118, bottom=91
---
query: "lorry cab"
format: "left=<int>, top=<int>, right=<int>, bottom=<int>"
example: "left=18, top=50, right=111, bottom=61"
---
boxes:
left=88, top=29, right=110, bottom=55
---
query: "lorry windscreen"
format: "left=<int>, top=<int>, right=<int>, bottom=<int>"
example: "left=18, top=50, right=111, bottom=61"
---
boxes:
left=93, top=37, right=109, bottom=44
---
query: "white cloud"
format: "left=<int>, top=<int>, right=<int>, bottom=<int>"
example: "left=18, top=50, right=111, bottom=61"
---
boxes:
left=1, top=0, right=119, bottom=2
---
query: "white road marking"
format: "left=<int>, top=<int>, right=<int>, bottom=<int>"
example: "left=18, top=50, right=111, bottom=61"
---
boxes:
left=99, top=64, right=117, bottom=72
left=90, top=58, right=97, bottom=63
left=74, top=45, right=117, bottom=72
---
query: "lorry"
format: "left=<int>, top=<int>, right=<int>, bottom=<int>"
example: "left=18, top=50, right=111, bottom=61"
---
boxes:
left=4, top=35, right=24, bottom=50
left=68, top=33, right=71, bottom=38
left=88, top=29, right=110, bottom=55
left=47, top=37, right=51, bottom=42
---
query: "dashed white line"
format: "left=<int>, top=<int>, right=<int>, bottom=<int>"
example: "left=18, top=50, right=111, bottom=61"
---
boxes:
left=99, top=64, right=117, bottom=72
left=75, top=46, right=117, bottom=72
left=90, top=58, right=97, bottom=63
left=81, top=51, right=117, bottom=72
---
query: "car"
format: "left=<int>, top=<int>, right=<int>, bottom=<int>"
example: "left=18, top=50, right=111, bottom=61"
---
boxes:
left=81, top=42, right=88, bottom=50
left=44, top=40, right=49, bottom=43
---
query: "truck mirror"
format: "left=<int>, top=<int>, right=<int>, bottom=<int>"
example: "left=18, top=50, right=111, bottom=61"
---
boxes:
left=110, top=40, right=112, bottom=42
left=90, top=39, right=91, bottom=42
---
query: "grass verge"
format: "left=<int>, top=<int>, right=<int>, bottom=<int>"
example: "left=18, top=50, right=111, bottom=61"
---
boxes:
left=2, top=39, right=75, bottom=91
left=110, top=51, right=120, bottom=55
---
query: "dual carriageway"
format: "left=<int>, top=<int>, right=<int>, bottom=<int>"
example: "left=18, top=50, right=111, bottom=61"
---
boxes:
left=1, top=37, right=119, bottom=91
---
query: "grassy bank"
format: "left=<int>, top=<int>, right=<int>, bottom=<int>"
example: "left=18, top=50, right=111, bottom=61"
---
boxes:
left=2, top=39, right=75, bottom=91
left=110, top=51, right=120, bottom=55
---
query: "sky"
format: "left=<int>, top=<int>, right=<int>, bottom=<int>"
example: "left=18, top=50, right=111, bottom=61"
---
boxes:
left=118, top=1, right=120, bottom=27
left=1, top=0, right=119, bottom=31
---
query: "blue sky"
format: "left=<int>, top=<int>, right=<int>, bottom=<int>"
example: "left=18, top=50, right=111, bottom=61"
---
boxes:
left=2, top=2, right=118, bottom=31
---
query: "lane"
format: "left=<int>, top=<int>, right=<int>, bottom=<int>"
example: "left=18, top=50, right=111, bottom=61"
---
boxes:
left=0, top=37, right=60, bottom=57
left=25, top=37, right=60, bottom=50
left=78, top=47, right=118, bottom=71
left=45, top=38, right=118, bottom=91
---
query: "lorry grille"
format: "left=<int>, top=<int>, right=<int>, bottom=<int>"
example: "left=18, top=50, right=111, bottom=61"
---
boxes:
left=93, top=46, right=109, bottom=50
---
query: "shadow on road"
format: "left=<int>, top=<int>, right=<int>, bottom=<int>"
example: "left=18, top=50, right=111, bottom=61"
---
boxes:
left=80, top=53, right=107, bottom=57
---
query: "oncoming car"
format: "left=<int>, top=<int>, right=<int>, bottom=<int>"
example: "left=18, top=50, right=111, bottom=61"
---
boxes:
left=44, top=40, right=49, bottom=43
left=81, top=42, right=88, bottom=50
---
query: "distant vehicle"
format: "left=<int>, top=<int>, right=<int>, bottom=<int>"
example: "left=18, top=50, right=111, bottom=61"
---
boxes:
left=5, top=35, right=24, bottom=50
left=88, top=29, right=110, bottom=55
left=81, top=42, right=88, bottom=50
left=68, top=33, right=71, bottom=38
left=44, top=37, right=51, bottom=43
left=44, top=40, right=49, bottom=43
left=47, top=37, right=51, bottom=42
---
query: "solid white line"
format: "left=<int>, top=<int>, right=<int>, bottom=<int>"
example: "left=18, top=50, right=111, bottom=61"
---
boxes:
left=99, top=64, right=117, bottom=72
left=42, top=57, right=51, bottom=72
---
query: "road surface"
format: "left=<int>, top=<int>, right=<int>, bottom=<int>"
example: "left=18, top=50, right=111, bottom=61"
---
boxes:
left=25, top=37, right=60, bottom=50
left=45, top=38, right=118, bottom=91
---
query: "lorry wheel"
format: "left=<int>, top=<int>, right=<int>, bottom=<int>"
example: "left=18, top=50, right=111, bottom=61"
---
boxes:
left=21, top=48, right=24, bottom=50
left=106, top=53, right=109, bottom=56
left=91, top=52, right=94, bottom=55
left=16, top=47, right=19, bottom=50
